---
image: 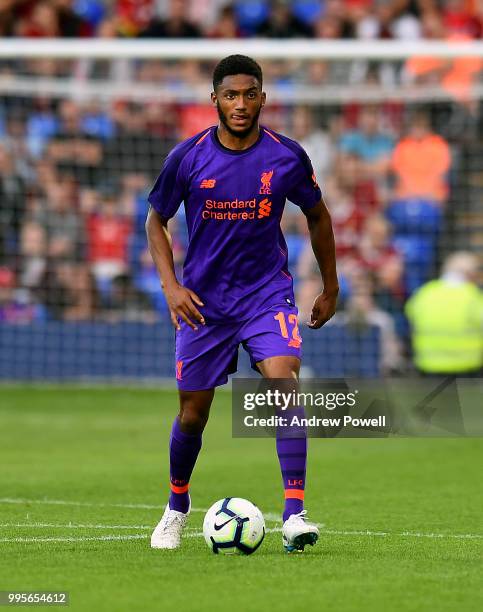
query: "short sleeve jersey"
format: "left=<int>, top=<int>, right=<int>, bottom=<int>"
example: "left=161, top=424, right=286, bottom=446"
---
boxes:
left=148, top=126, right=321, bottom=323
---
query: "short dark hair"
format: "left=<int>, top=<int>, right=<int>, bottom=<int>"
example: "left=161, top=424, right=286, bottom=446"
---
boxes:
left=213, top=55, right=263, bottom=90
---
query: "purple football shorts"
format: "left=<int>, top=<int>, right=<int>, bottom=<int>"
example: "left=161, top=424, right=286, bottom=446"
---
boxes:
left=174, top=302, right=303, bottom=391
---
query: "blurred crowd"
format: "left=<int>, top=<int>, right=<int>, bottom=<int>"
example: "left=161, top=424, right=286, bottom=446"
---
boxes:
left=0, top=0, right=482, bottom=374
left=0, top=0, right=482, bottom=40
left=1, top=87, right=479, bottom=373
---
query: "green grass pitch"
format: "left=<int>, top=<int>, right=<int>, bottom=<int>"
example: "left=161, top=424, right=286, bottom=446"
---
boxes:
left=0, top=386, right=482, bottom=612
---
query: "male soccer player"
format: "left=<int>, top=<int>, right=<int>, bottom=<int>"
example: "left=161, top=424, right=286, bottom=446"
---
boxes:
left=146, top=55, right=338, bottom=552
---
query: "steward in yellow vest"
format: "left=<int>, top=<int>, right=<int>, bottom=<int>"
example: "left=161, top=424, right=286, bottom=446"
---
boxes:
left=405, top=252, right=482, bottom=375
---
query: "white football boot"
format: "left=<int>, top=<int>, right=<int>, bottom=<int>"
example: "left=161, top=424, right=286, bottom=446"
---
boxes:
left=150, top=499, right=191, bottom=549
left=282, top=510, right=319, bottom=553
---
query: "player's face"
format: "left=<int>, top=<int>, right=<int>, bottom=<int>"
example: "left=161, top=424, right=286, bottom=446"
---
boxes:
left=212, top=74, right=266, bottom=138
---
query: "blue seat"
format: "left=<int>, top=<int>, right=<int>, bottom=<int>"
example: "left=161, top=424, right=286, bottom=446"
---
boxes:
left=292, top=0, right=323, bottom=24
left=235, top=1, right=269, bottom=33
left=393, top=235, right=437, bottom=294
left=385, top=198, right=442, bottom=236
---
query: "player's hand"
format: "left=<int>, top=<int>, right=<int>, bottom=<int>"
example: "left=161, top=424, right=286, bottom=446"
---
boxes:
left=307, top=289, right=338, bottom=329
left=164, top=283, right=205, bottom=331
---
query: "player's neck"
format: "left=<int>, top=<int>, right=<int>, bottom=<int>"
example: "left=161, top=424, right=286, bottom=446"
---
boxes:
left=216, top=123, right=261, bottom=151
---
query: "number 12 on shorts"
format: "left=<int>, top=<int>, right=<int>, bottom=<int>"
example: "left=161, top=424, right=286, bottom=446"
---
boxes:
left=274, top=311, right=302, bottom=348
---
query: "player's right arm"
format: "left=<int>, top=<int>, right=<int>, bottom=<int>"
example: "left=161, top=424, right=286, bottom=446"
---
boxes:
left=145, top=207, right=205, bottom=331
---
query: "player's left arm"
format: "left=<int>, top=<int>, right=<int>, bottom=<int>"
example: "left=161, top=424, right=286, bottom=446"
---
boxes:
left=303, top=198, right=339, bottom=329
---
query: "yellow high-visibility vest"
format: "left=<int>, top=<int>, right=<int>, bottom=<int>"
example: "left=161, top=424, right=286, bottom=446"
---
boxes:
left=405, top=279, right=483, bottom=373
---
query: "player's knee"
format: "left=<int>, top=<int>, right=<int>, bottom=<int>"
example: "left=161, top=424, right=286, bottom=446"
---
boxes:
left=178, top=409, right=207, bottom=434
left=259, top=356, right=300, bottom=380
left=178, top=402, right=209, bottom=434
left=178, top=390, right=213, bottom=434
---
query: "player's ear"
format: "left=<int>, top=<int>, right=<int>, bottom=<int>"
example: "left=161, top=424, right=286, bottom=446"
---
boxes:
left=211, top=91, right=217, bottom=106
left=261, top=91, right=266, bottom=107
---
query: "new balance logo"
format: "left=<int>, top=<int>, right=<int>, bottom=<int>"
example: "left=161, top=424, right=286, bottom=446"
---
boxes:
left=257, top=198, right=272, bottom=219
left=200, top=179, right=216, bottom=188
left=176, top=360, right=183, bottom=380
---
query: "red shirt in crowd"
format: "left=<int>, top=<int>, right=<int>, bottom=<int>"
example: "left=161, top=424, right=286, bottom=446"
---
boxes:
left=87, top=213, right=132, bottom=264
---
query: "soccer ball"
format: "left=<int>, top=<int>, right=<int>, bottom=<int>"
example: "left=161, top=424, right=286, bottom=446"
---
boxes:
left=203, top=497, right=265, bottom=555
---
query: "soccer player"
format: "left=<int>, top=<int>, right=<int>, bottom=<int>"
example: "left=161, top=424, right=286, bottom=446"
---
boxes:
left=146, top=55, right=338, bottom=552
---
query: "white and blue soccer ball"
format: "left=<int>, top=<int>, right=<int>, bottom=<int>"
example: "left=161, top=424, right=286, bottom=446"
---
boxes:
left=203, top=497, right=265, bottom=555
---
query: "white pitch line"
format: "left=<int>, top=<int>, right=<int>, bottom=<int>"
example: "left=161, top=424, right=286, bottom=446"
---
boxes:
left=0, top=523, right=203, bottom=531
left=0, top=522, right=152, bottom=530
left=1, top=498, right=481, bottom=541
left=0, top=529, right=282, bottom=544
left=325, top=529, right=483, bottom=540
left=0, top=534, right=148, bottom=543
left=0, top=525, right=481, bottom=543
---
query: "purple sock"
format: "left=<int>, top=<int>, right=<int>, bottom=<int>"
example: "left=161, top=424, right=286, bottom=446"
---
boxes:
left=276, top=407, right=307, bottom=522
left=168, top=417, right=202, bottom=513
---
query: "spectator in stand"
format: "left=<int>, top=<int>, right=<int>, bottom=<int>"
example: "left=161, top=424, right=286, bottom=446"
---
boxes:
left=321, top=175, right=360, bottom=262
left=441, top=0, right=481, bottom=38
left=303, top=153, right=378, bottom=267
left=16, top=1, right=60, bottom=36
left=2, top=112, right=31, bottom=180
left=0, top=145, right=26, bottom=262
left=96, top=15, right=121, bottom=37
left=256, top=0, right=314, bottom=37
left=357, top=214, right=404, bottom=290
left=103, top=273, right=157, bottom=323
left=46, top=99, right=104, bottom=188
left=405, top=251, right=482, bottom=376
left=15, top=0, right=90, bottom=37
left=0, top=266, right=43, bottom=323
left=208, top=4, right=243, bottom=38
left=188, top=0, right=229, bottom=30
left=87, top=187, right=132, bottom=287
left=338, top=105, right=394, bottom=180
left=139, top=0, right=201, bottom=37
left=103, top=101, right=173, bottom=181
left=289, top=106, right=336, bottom=184
left=314, top=14, right=344, bottom=38
left=335, top=152, right=379, bottom=224
left=336, top=270, right=404, bottom=374
left=321, top=0, right=355, bottom=38
left=391, top=109, right=451, bottom=204
left=30, top=178, right=84, bottom=263
left=115, top=0, right=155, bottom=36
left=19, top=220, right=47, bottom=293
left=404, top=11, right=482, bottom=106
left=0, top=4, right=15, bottom=36
left=51, top=0, right=92, bottom=36
left=40, top=258, right=97, bottom=320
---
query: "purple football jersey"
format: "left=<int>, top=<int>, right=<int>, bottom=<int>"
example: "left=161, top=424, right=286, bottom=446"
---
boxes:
left=148, top=126, right=321, bottom=323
